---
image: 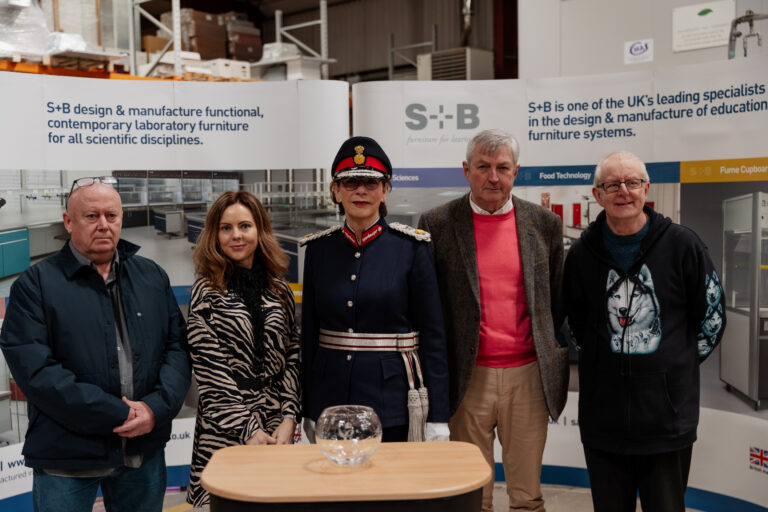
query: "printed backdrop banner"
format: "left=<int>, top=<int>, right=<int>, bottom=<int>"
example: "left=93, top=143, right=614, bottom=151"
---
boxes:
left=0, top=417, right=195, bottom=502
left=535, top=394, right=768, bottom=510
left=0, top=73, right=349, bottom=170
left=353, top=55, right=768, bottom=180
left=355, top=57, right=768, bottom=511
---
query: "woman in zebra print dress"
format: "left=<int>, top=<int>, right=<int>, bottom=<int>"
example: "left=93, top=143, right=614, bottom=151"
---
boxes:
left=186, top=191, right=300, bottom=508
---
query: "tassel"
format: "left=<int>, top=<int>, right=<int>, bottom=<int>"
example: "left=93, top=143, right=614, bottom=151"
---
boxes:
left=407, top=388, right=424, bottom=442
left=418, top=386, right=429, bottom=435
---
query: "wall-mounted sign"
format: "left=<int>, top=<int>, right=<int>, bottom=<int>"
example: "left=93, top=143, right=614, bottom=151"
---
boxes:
left=673, top=0, right=735, bottom=52
left=625, top=38, right=654, bottom=64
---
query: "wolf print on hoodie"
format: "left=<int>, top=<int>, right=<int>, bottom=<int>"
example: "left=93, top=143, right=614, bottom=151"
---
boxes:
left=697, top=271, right=724, bottom=358
left=606, top=265, right=662, bottom=354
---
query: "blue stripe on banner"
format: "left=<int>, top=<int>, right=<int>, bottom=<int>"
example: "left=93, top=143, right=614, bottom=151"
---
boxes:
left=0, top=466, right=192, bottom=512
left=519, top=162, right=680, bottom=186
left=646, top=161, right=680, bottom=183
left=495, top=464, right=768, bottom=512
left=0, top=492, right=32, bottom=512
left=172, top=285, right=192, bottom=307
left=516, top=165, right=596, bottom=186
left=393, top=162, right=680, bottom=188
left=391, top=167, right=467, bottom=187
left=1, top=462, right=764, bottom=511
left=540, top=465, right=591, bottom=487
left=685, top=487, right=768, bottom=512
left=167, top=464, right=191, bottom=488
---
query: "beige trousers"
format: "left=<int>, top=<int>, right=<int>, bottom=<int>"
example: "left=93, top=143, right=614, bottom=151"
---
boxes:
left=449, top=362, right=549, bottom=512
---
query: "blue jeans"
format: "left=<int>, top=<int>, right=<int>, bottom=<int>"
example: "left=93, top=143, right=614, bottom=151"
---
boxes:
left=32, top=449, right=167, bottom=512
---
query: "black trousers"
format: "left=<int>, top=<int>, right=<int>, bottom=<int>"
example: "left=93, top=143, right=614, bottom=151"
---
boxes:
left=583, top=445, right=693, bottom=512
left=382, top=424, right=408, bottom=442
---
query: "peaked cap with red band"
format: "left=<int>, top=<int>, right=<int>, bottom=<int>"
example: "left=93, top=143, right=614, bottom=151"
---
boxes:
left=331, top=136, right=393, bottom=181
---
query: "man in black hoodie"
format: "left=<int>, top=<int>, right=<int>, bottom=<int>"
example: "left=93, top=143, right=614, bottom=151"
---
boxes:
left=564, top=151, right=725, bottom=512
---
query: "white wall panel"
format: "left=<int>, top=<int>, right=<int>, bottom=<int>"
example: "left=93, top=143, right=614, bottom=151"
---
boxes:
left=520, top=0, right=768, bottom=79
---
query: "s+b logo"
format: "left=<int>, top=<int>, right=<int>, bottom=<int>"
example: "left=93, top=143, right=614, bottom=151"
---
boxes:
left=405, top=103, right=479, bottom=130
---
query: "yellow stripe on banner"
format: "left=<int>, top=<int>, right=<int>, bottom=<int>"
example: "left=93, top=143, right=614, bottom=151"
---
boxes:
left=163, top=503, right=192, bottom=512
left=289, top=282, right=303, bottom=304
left=680, top=157, right=768, bottom=183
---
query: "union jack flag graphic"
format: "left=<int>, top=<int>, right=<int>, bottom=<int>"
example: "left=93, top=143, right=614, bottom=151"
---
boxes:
left=750, top=446, right=768, bottom=468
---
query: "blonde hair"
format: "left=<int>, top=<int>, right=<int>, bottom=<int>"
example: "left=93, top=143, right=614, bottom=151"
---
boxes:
left=193, top=191, right=290, bottom=302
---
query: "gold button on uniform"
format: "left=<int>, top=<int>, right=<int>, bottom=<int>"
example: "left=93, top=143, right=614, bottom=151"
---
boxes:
left=351, top=274, right=357, bottom=281
left=347, top=300, right=353, bottom=307
left=354, top=252, right=361, bottom=259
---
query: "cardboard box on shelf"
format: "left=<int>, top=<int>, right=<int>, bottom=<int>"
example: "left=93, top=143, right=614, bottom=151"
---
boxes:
left=160, top=9, right=226, bottom=44
left=155, top=51, right=203, bottom=64
left=226, top=20, right=261, bottom=36
left=228, top=42, right=263, bottom=62
left=142, top=35, right=182, bottom=54
left=228, top=32, right=262, bottom=47
left=138, top=63, right=211, bottom=78
left=219, top=11, right=248, bottom=24
left=185, top=21, right=226, bottom=40
left=161, top=8, right=223, bottom=28
left=190, top=36, right=227, bottom=60
left=204, top=58, right=251, bottom=79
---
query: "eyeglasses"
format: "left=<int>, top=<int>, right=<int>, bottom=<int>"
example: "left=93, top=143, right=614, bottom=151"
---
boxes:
left=339, top=178, right=383, bottom=191
left=597, top=179, right=646, bottom=194
left=66, top=176, right=118, bottom=206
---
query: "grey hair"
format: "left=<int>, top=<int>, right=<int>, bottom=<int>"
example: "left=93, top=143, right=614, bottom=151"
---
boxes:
left=465, top=129, right=520, bottom=166
left=593, top=151, right=650, bottom=186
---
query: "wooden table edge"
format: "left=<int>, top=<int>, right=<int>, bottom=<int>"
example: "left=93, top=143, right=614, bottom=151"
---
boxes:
left=201, top=441, right=493, bottom=503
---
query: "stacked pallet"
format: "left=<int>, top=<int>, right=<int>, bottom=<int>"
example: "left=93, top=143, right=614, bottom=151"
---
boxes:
left=222, top=12, right=263, bottom=62
left=159, top=9, right=227, bottom=60
left=138, top=9, right=264, bottom=79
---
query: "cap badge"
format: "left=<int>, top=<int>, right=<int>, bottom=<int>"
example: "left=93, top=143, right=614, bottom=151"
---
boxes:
left=353, top=145, right=365, bottom=165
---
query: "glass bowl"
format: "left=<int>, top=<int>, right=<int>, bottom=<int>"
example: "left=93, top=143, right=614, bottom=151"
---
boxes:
left=315, top=405, right=382, bottom=465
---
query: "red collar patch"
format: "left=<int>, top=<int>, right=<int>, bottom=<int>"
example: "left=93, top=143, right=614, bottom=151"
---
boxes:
left=342, top=224, right=383, bottom=247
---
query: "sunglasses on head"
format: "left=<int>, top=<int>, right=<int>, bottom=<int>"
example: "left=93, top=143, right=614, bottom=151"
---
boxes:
left=66, top=176, right=118, bottom=207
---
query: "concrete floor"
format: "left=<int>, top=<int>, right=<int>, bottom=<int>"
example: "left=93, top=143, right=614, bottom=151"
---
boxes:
left=91, top=482, right=699, bottom=512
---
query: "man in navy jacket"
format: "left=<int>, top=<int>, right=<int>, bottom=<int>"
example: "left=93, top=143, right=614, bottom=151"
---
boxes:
left=0, top=177, right=190, bottom=512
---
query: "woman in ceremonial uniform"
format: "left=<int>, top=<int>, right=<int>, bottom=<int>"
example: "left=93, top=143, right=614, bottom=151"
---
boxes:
left=301, top=136, right=449, bottom=442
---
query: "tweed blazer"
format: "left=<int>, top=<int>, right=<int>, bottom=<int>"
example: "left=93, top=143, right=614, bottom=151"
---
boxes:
left=418, top=193, right=568, bottom=420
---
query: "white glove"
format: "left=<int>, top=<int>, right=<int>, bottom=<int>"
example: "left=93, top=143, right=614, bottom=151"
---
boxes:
left=302, top=418, right=316, bottom=444
left=425, top=422, right=450, bottom=442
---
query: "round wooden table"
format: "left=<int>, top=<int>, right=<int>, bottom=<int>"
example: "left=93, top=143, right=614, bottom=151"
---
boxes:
left=201, top=441, right=492, bottom=511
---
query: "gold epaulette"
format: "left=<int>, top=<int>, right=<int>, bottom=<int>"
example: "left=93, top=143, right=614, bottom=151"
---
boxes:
left=298, top=225, right=342, bottom=246
left=388, top=222, right=431, bottom=242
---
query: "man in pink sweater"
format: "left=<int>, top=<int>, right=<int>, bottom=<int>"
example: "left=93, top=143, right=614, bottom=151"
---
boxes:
left=419, top=129, right=568, bottom=511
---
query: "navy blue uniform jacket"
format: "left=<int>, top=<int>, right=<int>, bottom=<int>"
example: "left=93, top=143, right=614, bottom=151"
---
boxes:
left=301, top=219, right=450, bottom=427
left=0, top=240, right=190, bottom=470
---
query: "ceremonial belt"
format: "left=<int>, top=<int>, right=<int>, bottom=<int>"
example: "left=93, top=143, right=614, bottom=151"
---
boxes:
left=318, top=328, right=429, bottom=442
left=318, top=329, right=419, bottom=351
